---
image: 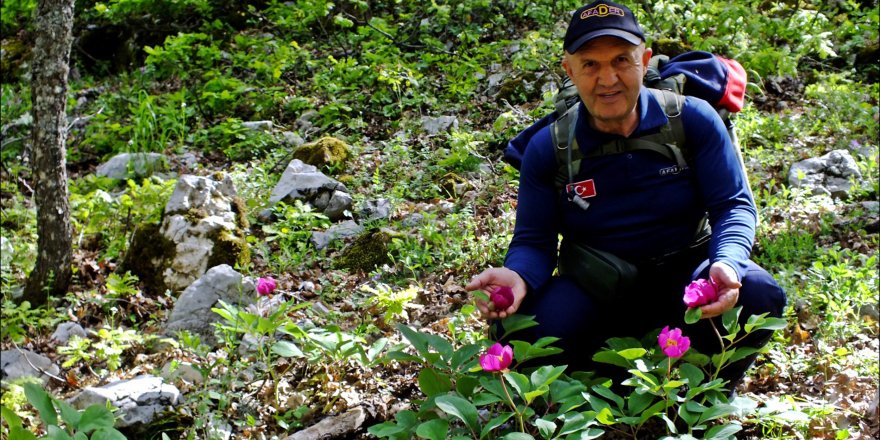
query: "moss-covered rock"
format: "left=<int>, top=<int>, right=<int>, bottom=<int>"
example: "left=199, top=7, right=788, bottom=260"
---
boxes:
left=292, top=136, right=353, bottom=171
left=336, top=230, right=394, bottom=273
left=651, top=39, right=691, bottom=58
left=206, top=229, right=250, bottom=271
left=120, top=222, right=176, bottom=294
left=437, top=172, right=473, bottom=198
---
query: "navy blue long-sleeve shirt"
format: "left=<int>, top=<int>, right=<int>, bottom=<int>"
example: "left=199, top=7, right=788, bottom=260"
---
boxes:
left=504, top=86, right=756, bottom=291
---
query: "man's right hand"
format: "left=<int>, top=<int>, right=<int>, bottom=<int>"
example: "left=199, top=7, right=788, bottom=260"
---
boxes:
left=465, top=267, right=528, bottom=320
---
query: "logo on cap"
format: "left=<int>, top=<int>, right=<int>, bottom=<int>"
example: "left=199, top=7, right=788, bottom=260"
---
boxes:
left=580, top=4, right=625, bottom=20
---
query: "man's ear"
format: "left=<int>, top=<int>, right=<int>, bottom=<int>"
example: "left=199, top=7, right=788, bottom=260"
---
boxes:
left=641, top=47, right=653, bottom=74
left=562, top=55, right=574, bottom=79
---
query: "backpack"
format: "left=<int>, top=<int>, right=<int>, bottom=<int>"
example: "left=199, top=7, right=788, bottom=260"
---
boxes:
left=502, top=51, right=750, bottom=206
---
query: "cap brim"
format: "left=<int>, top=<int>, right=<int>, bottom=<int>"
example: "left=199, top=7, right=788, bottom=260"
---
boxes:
left=565, top=29, right=643, bottom=53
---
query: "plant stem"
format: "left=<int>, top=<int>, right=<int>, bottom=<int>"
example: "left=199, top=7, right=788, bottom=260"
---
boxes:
left=499, top=373, right=525, bottom=433
left=709, top=319, right=726, bottom=381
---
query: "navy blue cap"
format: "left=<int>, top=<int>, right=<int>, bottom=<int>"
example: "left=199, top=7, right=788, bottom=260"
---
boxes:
left=564, top=1, right=645, bottom=53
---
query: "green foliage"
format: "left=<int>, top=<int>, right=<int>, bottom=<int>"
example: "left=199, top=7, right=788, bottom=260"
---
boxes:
left=57, top=326, right=151, bottom=372
left=69, top=176, right=176, bottom=261
left=361, top=283, right=419, bottom=324
left=0, top=0, right=35, bottom=35
left=258, top=200, right=331, bottom=272
left=0, top=300, right=63, bottom=344
left=640, top=0, right=879, bottom=78
left=4, top=383, right=127, bottom=440
left=373, top=309, right=785, bottom=439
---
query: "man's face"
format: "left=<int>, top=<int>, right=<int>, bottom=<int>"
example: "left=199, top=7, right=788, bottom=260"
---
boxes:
left=562, top=37, right=651, bottom=131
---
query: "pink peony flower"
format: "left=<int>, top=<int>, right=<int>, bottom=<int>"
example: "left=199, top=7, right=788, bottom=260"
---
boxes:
left=683, top=278, right=719, bottom=308
left=256, top=277, right=277, bottom=296
left=479, top=342, right=513, bottom=372
left=658, top=326, right=690, bottom=358
left=489, top=286, right=514, bottom=310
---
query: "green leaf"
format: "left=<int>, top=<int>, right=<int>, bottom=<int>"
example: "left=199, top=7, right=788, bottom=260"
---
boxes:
left=271, top=341, right=305, bottom=358
left=511, top=338, right=562, bottom=364
left=480, top=412, right=514, bottom=439
left=498, top=314, right=539, bottom=340
left=684, top=307, right=702, bottom=324
left=46, top=425, right=74, bottom=440
left=626, top=390, right=656, bottom=416
left=524, top=385, right=550, bottom=404
left=78, top=404, right=117, bottom=432
left=705, top=422, right=743, bottom=439
left=2, top=404, right=23, bottom=428
left=24, top=383, right=58, bottom=426
left=727, top=346, right=761, bottom=364
left=479, top=376, right=509, bottom=400
left=721, top=306, right=742, bottom=336
left=9, top=428, right=38, bottom=440
left=56, top=399, right=82, bottom=430
left=617, top=348, right=647, bottom=360
left=729, top=395, right=758, bottom=418
left=418, top=368, right=452, bottom=397
left=530, top=365, right=566, bottom=390
left=500, top=433, right=536, bottom=440
left=595, top=407, right=616, bottom=425
left=677, top=404, right=700, bottom=426
left=591, top=385, right=624, bottom=410
left=368, top=422, right=405, bottom=437
left=679, top=363, right=705, bottom=386
left=90, top=427, right=128, bottom=440
left=471, top=392, right=503, bottom=406
left=435, top=395, right=480, bottom=434
left=604, top=337, right=642, bottom=351
left=591, top=350, right=630, bottom=368
left=535, top=418, right=556, bottom=440
left=449, top=344, right=482, bottom=371
left=415, top=418, right=448, bottom=440
left=698, top=403, right=737, bottom=424
left=504, top=371, right=531, bottom=399
left=396, top=324, right=431, bottom=358
left=637, top=400, right=668, bottom=424
left=456, top=375, right=480, bottom=398
left=745, top=315, right=787, bottom=333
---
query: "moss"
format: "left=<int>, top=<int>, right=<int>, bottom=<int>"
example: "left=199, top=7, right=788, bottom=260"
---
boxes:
left=292, top=136, right=352, bottom=171
left=497, top=72, right=539, bottom=104
left=437, top=172, right=472, bottom=198
left=231, top=196, right=250, bottom=229
left=183, top=208, right=209, bottom=224
left=206, top=229, right=251, bottom=271
left=651, top=39, right=692, bottom=58
left=119, top=222, right=175, bottom=295
left=336, top=230, right=393, bottom=273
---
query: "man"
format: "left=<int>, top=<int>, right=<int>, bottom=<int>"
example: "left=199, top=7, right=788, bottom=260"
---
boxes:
left=465, top=0, right=786, bottom=387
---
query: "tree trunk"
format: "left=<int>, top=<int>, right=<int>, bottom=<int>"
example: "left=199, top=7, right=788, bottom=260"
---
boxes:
left=22, top=0, right=76, bottom=306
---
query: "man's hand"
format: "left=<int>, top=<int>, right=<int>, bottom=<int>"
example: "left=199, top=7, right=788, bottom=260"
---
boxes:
left=465, top=267, right=528, bottom=320
left=699, top=261, right=741, bottom=319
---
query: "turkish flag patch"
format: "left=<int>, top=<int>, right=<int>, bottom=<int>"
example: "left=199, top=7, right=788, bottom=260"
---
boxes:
left=566, top=179, right=597, bottom=199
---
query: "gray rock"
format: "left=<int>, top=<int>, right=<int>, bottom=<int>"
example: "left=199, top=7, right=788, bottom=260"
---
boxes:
left=241, top=120, right=273, bottom=131
left=159, top=174, right=244, bottom=292
left=268, top=159, right=352, bottom=220
left=280, top=131, right=305, bottom=148
left=50, top=322, right=87, bottom=344
left=69, top=375, right=181, bottom=428
left=358, top=198, right=392, bottom=222
left=402, top=213, right=425, bottom=227
left=421, top=115, right=459, bottom=135
left=160, top=361, right=204, bottom=384
left=96, top=153, right=168, bottom=180
left=311, top=220, right=363, bottom=250
left=0, top=349, right=60, bottom=385
left=280, top=407, right=365, bottom=440
left=165, top=265, right=255, bottom=346
left=788, top=149, right=862, bottom=198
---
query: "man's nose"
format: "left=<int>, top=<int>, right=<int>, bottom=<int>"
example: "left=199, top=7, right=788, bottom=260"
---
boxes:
left=595, top=63, right=618, bottom=86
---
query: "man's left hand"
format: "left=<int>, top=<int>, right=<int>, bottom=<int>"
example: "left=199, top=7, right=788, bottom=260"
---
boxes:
left=699, top=262, right=742, bottom=319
